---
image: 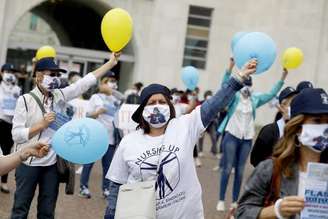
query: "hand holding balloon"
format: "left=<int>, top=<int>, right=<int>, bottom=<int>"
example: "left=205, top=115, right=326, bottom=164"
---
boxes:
left=228, top=57, right=235, bottom=72
left=238, top=59, right=257, bottom=78
left=281, top=68, right=289, bottom=81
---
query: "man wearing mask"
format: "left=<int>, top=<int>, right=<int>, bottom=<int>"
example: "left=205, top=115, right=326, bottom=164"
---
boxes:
left=250, top=86, right=298, bottom=167
left=0, top=63, right=21, bottom=193
left=79, top=70, right=123, bottom=199
left=11, top=54, right=120, bottom=218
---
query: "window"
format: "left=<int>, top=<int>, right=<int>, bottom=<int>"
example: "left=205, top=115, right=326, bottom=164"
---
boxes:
left=30, top=14, right=38, bottom=31
left=182, top=5, right=213, bottom=69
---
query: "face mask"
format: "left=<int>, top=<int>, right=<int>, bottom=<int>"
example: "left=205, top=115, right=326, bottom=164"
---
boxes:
left=41, top=75, right=61, bottom=91
left=206, top=95, right=213, bottom=100
left=241, top=86, right=252, bottom=98
left=298, top=124, right=328, bottom=153
left=108, top=82, right=118, bottom=90
left=2, top=73, right=16, bottom=85
left=142, top=104, right=170, bottom=128
left=172, top=95, right=181, bottom=104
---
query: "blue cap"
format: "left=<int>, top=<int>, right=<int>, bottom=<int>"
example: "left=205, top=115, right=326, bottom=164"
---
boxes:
left=35, top=58, right=66, bottom=73
left=1, top=63, right=17, bottom=72
left=296, top=81, right=313, bottom=93
left=290, top=88, right=328, bottom=118
left=132, top=84, right=172, bottom=123
left=278, top=86, right=297, bottom=104
left=102, top=70, right=116, bottom=79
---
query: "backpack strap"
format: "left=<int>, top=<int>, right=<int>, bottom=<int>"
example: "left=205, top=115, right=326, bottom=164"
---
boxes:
left=22, top=95, right=28, bottom=112
left=28, top=92, right=46, bottom=114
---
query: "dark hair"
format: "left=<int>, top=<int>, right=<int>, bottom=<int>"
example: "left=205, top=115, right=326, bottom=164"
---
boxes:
left=68, top=71, right=80, bottom=81
left=204, top=90, right=213, bottom=99
left=134, top=82, right=144, bottom=91
left=137, top=95, right=176, bottom=134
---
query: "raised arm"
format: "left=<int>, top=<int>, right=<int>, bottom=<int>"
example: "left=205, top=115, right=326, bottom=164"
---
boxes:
left=255, top=68, right=288, bottom=108
left=61, top=53, right=120, bottom=101
left=201, top=59, right=257, bottom=127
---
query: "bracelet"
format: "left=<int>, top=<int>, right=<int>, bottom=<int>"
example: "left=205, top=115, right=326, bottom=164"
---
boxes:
left=274, top=198, right=286, bottom=219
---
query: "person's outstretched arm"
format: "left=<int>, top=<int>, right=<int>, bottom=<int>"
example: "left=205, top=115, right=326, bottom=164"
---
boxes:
left=61, top=53, right=120, bottom=101
left=0, top=142, right=49, bottom=176
left=201, top=59, right=257, bottom=127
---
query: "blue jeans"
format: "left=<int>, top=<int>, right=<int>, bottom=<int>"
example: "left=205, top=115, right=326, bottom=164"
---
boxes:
left=11, top=164, right=59, bottom=219
left=219, top=132, right=252, bottom=202
left=80, top=145, right=115, bottom=191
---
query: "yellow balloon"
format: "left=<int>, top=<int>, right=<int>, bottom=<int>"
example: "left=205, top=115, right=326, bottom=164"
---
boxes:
left=101, top=8, right=133, bottom=52
left=36, top=46, right=56, bottom=60
left=281, top=47, right=304, bottom=69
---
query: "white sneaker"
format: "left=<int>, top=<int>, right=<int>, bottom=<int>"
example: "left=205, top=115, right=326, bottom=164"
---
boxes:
left=103, top=189, right=110, bottom=198
left=195, top=158, right=202, bottom=167
left=231, top=202, right=238, bottom=209
left=216, top=153, right=222, bottom=159
left=212, top=165, right=219, bottom=171
left=75, top=166, right=83, bottom=175
left=198, top=152, right=204, bottom=157
left=79, top=186, right=91, bottom=199
left=231, top=168, right=235, bottom=174
left=216, top=201, right=225, bottom=212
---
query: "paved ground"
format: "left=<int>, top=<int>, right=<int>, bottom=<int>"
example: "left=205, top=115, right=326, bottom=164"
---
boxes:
left=0, top=135, right=253, bottom=219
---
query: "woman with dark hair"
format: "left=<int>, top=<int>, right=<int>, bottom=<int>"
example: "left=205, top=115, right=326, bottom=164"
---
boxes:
left=103, top=60, right=257, bottom=219
left=236, top=88, right=328, bottom=219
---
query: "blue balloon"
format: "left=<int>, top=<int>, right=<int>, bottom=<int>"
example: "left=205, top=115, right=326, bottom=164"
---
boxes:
left=51, top=118, right=109, bottom=164
left=233, top=32, right=277, bottom=74
left=181, top=66, right=199, bottom=90
left=231, top=32, right=248, bottom=51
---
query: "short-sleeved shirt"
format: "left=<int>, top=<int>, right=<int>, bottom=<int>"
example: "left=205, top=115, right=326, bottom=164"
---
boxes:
left=107, top=107, right=205, bottom=219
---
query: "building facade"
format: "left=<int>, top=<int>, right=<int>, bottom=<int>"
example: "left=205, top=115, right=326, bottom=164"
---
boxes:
left=0, top=0, right=327, bottom=125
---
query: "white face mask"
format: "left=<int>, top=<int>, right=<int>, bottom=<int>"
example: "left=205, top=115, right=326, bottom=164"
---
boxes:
left=41, top=75, right=61, bottom=91
left=2, top=73, right=16, bottom=85
left=172, top=95, right=181, bottom=104
left=205, top=95, right=213, bottom=100
left=241, top=86, right=252, bottom=98
left=298, top=124, right=328, bottom=153
left=142, top=104, right=170, bottom=128
left=107, top=81, right=118, bottom=90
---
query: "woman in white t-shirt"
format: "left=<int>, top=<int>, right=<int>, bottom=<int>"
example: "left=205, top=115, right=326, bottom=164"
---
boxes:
left=104, top=60, right=257, bottom=219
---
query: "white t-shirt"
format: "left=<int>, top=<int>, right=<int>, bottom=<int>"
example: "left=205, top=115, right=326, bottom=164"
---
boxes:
left=226, top=96, right=255, bottom=140
left=107, top=107, right=205, bottom=219
left=69, top=98, right=90, bottom=119
left=0, top=82, right=21, bottom=123
left=89, top=93, right=120, bottom=145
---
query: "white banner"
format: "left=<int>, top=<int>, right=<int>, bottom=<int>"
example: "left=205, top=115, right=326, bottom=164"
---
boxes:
left=118, top=104, right=139, bottom=135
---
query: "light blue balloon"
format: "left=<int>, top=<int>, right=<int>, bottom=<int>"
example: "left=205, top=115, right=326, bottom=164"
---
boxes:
left=181, top=66, right=199, bottom=90
left=233, top=32, right=277, bottom=74
left=231, top=32, right=248, bottom=51
left=51, top=118, right=109, bottom=164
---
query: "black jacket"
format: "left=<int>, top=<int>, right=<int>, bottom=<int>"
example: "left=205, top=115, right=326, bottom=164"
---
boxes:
left=250, top=122, right=279, bottom=167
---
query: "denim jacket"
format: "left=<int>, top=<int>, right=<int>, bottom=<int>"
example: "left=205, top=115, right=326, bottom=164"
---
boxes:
left=236, top=159, right=300, bottom=219
left=104, top=76, right=244, bottom=219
